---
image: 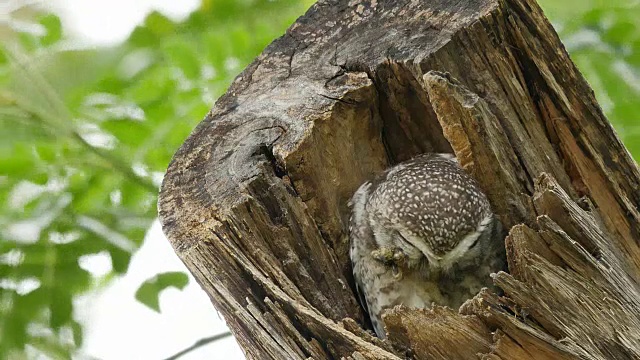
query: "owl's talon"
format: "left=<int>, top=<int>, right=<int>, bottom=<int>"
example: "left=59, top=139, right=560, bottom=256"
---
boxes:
left=391, top=264, right=403, bottom=279
left=392, top=248, right=405, bottom=263
left=371, top=247, right=395, bottom=264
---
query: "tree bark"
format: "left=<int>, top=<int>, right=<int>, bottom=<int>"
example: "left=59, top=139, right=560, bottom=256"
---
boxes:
left=158, top=0, right=640, bottom=358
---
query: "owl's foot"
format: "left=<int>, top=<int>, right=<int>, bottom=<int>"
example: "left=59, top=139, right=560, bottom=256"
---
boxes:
left=371, top=247, right=406, bottom=279
left=371, top=247, right=406, bottom=265
left=371, top=247, right=392, bottom=264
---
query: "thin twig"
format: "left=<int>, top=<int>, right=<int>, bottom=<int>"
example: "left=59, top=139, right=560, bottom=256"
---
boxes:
left=161, top=332, right=234, bottom=360
left=5, top=48, right=158, bottom=193
left=71, top=132, right=158, bottom=192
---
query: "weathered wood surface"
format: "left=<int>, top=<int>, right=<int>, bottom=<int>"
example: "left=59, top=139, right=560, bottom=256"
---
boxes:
left=158, top=0, right=640, bottom=358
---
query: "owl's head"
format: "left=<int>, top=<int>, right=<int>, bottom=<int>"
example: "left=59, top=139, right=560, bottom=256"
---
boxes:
left=365, top=154, right=500, bottom=273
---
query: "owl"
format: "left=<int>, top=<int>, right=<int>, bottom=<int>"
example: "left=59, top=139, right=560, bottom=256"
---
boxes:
left=349, top=153, right=505, bottom=338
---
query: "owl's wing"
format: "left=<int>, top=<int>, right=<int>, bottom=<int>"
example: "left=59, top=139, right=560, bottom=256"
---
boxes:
left=348, top=180, right=377, bottom=329
left=354, top=275, right=370, bottom=318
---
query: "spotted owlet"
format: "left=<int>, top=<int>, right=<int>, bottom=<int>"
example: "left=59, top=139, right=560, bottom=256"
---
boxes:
left=349, top=153, right=505, bottom=338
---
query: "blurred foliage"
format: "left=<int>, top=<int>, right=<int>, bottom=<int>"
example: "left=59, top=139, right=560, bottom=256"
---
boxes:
left=0, top=0, right=638, bottom=358
left=0, top=0, right=312, bottom=358
left=539, top=0, right=640, bottom=156
left=135, top=271, right=189, bottom=313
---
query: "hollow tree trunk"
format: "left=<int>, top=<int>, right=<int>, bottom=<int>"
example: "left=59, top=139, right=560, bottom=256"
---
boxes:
left=158, top=0, right=640, bottom=358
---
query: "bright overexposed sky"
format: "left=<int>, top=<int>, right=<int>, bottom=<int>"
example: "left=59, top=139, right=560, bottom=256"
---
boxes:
left=78, top=221, right=244, bottom=360
left=39, top=1, right=245, bottom=359
left=49, top=0, right=199, bottom=45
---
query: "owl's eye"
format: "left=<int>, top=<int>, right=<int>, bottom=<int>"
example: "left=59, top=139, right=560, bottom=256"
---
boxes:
left=468, top=238, right=480, bottom=250
left=394, top=232, right=417, bottom=251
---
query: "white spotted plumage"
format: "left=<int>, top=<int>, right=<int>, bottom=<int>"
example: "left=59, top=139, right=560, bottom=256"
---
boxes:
left=349, top=153, right=505, bottom=338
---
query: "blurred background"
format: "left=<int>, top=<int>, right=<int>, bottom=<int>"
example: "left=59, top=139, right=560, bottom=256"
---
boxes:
left=0, top=0, right=638, bottom=359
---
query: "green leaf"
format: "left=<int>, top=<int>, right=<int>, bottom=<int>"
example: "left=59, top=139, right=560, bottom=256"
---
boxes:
left=164, top=40, right=201, bottom=80
left=0, top=0, right=314, bottom=357
left=71, top=320, right=83, bottom=346
left=134, top=272, right=189, bottom=312
left=39, top=14, right=63, bottom=46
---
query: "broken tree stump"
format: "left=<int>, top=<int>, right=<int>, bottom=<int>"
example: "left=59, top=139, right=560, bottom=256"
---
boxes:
left=158, top=0, right=640, bottom=358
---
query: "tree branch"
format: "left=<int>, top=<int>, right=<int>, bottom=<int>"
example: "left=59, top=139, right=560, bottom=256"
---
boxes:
left=161, top=332, right=234, bottom=360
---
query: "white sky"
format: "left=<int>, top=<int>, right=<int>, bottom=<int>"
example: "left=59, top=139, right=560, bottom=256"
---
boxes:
left=78, top=222, right=244, bottom=360
left=39, top=1, right=245, bottom=359
left=49, top=0, right=200, bottom=45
